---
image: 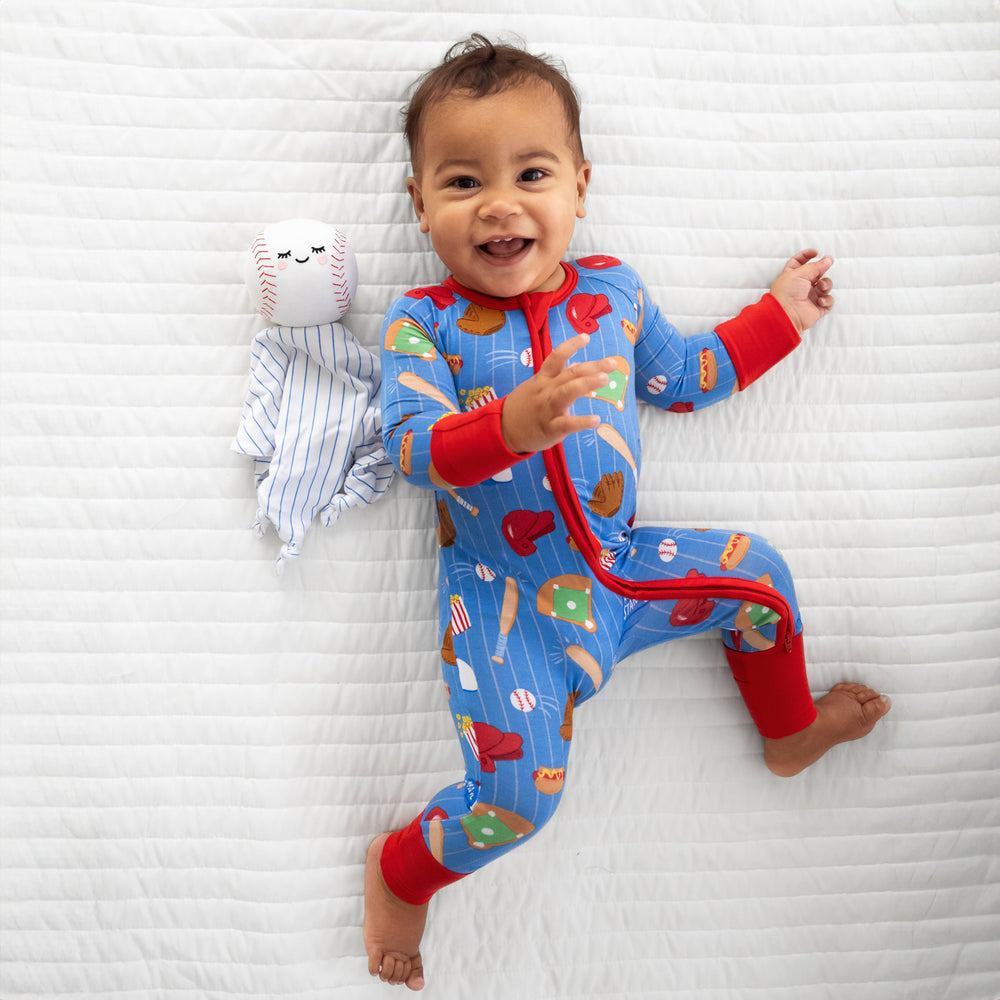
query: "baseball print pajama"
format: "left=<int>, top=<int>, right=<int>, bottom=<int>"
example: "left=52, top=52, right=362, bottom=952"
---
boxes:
left=378, top=257, right=816, bottom=904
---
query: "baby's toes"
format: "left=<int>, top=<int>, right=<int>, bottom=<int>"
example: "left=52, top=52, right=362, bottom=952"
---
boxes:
left=846, top=687, right=891, bottom=735
left=832, top=681, right=877, bottom=701
left=829, top=683, right=891, bottom=736
left=860, top=692, right=892, bottom=727
left=381, top=954, right=409, bottom=985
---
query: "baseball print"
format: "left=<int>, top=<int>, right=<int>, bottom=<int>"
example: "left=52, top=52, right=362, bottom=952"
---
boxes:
left=509, top=688, right=536, bottom=712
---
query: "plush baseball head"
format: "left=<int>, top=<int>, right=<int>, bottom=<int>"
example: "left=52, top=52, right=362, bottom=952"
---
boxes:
left=245, top=219, right=358, bottom=328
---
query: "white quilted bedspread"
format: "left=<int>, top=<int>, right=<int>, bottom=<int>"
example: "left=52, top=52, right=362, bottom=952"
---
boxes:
left=1, top=2, right=998, bottom=998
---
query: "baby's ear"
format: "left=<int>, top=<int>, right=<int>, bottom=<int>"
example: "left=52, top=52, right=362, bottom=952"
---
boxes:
left=406, top=177, right=430, bottom=233
left=576, top=160, right=592, bottom=219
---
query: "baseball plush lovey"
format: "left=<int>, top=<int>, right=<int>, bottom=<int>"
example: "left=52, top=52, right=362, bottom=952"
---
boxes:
left=232, top=219, right=393, bottom=571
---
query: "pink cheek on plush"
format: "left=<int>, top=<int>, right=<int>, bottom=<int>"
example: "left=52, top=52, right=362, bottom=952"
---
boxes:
left=316, top=255, right=327, bottom=264
left=277, top=260, right=288, bottom=271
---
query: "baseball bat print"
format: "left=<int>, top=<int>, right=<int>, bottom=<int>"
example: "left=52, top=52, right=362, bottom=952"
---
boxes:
left=428, top=461, right=480, bottom=516
left=492, top=576, right=519, bottom=663
left=596, top=423, right=637, bottom=479
left=398, top=370, right=459, bottom=413
left=565, top=644, right=603, bottom=691
left=428, top=816, right=445, bottom=864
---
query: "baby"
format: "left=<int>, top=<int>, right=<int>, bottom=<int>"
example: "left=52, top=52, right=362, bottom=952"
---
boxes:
left=367, top=34, right=891, bottom=990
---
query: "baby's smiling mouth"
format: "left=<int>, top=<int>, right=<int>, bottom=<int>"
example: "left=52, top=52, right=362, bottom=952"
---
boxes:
left=479, top=237, right=530, bottom=259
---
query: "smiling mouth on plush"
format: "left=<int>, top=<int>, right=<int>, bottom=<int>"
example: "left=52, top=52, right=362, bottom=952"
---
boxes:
left=479, top=237, right=530, bottom=259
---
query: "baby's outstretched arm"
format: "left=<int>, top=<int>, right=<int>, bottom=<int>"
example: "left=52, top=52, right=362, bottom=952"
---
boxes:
left=502, top=333, right=619, bottom=454
left=768, top=249, right=835, bottom=334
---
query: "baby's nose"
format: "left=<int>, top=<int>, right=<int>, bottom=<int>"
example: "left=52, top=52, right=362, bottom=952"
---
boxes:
left=479, top=187, right=522, bottom=220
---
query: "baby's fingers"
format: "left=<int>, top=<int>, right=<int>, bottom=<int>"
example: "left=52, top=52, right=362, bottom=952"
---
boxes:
left=554, top=367, right=609, bottom=412
left=550, top=411, right=602, bottom=439
left=544, top=332, right=593, bottom=372
left=558, top=354, right=618, bottom=405
left=813, top=286, right=835, bottom=311
left=785, top=248, right=819, bottom=270
left=785, top=249, right=834, bottom=284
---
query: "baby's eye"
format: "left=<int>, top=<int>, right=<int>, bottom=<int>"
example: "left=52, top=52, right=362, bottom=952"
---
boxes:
left=450, top=176, right=479, bottom=190
left=277, top=251, right=291, bottom=259
left=311, top=246, right=325, bottom=254
left=520, top=168, right=546, bottom=183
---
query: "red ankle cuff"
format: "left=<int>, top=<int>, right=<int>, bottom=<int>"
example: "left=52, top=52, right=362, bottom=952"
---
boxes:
left=725, top=632, right=817, bottom=738
left=379, top=814, right=467, bottom=905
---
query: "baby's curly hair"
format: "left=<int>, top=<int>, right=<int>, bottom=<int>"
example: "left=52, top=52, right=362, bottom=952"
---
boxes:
left=403, top=33, right=584, bottom=172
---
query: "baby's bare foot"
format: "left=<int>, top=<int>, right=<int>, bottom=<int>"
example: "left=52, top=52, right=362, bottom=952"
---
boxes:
left=364, top=833, right=428, bottom=990
left=764, top=683, right=891, bottom=777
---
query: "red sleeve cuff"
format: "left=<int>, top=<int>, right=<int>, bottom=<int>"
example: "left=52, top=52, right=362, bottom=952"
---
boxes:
left=429, top=397, right=531, bottom=488
left=715, top=293, right=801, bottom=390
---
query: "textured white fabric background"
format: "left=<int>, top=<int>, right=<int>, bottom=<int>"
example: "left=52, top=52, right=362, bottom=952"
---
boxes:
left=1, top=2, right=998, bottom=998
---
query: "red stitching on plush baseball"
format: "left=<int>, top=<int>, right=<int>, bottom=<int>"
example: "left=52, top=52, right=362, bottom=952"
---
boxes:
left=250, top=231, right=279, bottom=322
left=328, top=230, right=351, bottom=314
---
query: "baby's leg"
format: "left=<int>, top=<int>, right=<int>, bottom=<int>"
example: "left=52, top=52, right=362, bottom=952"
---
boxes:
left=618, top=526, right=889, bottom=773
left=365, top=588, right=595, bottom=987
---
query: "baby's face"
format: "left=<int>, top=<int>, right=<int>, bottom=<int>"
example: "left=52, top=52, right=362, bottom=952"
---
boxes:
left=407, top=82, right=590, bottom=299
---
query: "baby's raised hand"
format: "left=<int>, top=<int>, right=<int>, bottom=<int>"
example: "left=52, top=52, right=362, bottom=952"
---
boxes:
left=501, top=334, right=618, bottom=455
left=769, top=249, right=835, bottom=334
